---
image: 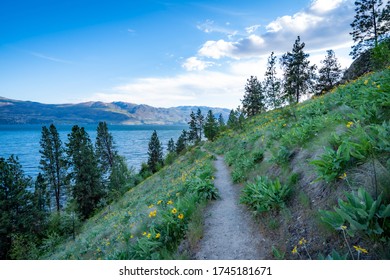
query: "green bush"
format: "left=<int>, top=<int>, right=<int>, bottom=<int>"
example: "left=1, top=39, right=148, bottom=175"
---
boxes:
left=240, top=176, right=291, bottom=213
left=310, top=142, right=351, bottom=183
left=319, top=188, right=390, bottom=238
left=186, top=177, right=219, bottom=201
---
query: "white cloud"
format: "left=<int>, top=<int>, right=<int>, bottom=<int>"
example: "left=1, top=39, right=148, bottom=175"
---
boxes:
left=198, top=40, right=237, bottom=59
left=266, top=12, right=323, bottom=33
left=245, top=24, right=261, bottom=34
left=182, top=57, right=215, bottom=71
left=310, top=0, right=345, bottom=14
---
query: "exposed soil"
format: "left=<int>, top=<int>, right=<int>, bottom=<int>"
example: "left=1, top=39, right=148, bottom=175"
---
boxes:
left=194, top=155, right=268, bottom=260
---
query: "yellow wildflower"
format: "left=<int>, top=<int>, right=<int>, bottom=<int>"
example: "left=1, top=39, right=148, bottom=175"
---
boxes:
left=364, top=79, right=368, bottom=85
left=155, top=233, right=161, bottom=239
left=147, top=233, right=152, bottom=239
left=292, top=246, right=298, bottom=254
left=149, top=210, right=157, bottom=218
left=142, top=232, right=147, bottom=236
left=340, top=225, right=347, bottom=231
left=178, top=213, right=184, bottom=220
left=148, top=204, right=154, bottom=208
left=346, top=121, right=354, bottom=128
left=167, top=200, right=173, bottom=205
left=377, top=85, right=381, bottom=89
left=171, top=208, right=178, bottom=214
left=353, top=245, right=368, bottom=254
left=298, top=238, right=307, bottom=245
left=339, top=173, right=347, bottom=180
left=130, top=235, right=134, bottom=239
left=157, top=200, right=163, bottom=205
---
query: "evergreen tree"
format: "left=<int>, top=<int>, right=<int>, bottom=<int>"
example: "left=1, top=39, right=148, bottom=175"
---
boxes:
left=227, top=109, right=238, bottom=129
left=187, top=111, right=198, bottom=144
left=147, top=130, right=164, bottom=173
left=0, top=156, right=35, bottom=259
left=175, top=130, right=188, bottom=154
left=39, top=124, right=67, bottom=212
left=316, top=50, right=342, bottom=95
left=350, top=0, right=390, bottom=58
left=241, top=76, right=265, bottom=116
left=204, top=110, right=219, bottom=141
left=196, top=108, right=204, bottom=141
left=218, top=113, right=225, bottom=128
left=95, top=121, right=117, bottom=175
left=167, top=138, right=175, bottom=154
left=108, top=156, right=132, bottom=199
left=263, top=52, right=282, bottom=109
left=281, top=36, right=316, bottom=104
left=66, top=126, right=103, bottom=220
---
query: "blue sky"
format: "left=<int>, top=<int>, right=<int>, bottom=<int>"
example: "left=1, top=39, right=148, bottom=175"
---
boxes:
left=0, top=0, right=355, bottom=109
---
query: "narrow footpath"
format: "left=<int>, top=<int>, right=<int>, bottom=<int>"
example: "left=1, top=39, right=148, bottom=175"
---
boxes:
left=195, top=155, right=267, bottom=260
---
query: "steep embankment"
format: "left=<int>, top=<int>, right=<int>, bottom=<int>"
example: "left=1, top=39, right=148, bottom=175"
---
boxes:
left=205, top=69, right=390, bottom=260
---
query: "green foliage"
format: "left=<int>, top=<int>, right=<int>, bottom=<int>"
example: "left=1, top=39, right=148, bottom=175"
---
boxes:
left=319, top=188, right=390, bottom=238
left=372, top=39, right=390, bottom=70
left=252, top=149, right=264, bottom=163
left=318, top=249, right=349, bottom=260
left=240, top=176, right=291, bottom=213
left=147, top=130, right=164, bottom=173
left=242, top=75, right=265, bottom=116
left=263, top=52, right=282, bottom=110
left=204, top=110, right=219, bottom=141
left=310, top=142, right=351, bottom=183
left=272, top=246, right=285, bottom=260
left=316, top=50, right=342, bottom=95
left=186, top=176, right=219, bottom=201
left=39, top=124, right=67, bottom=212
left=67, top=125, right=103, bottom=220
left=269, top=145, right=292, bottom=166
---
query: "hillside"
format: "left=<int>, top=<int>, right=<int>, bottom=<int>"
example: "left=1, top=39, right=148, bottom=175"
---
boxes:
left=43, top=69, right=389, bottom=260
left=0, top=97, right=230, bottom=125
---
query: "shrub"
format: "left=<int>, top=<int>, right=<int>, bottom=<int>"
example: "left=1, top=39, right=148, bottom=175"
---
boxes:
left=240, top=176, right=291, bottom=213
left=319, top=188, right=390, bottom=238
left=186, top=177, right=219, bottom=201
left=310, top=142, right=351, bottom=183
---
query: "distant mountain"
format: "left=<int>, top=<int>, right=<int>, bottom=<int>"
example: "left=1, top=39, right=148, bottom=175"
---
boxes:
left=0, top=97, right=231, bottom=125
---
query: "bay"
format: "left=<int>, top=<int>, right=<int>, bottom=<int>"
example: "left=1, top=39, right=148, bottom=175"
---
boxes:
left=0, top=124, right=186, bottom=178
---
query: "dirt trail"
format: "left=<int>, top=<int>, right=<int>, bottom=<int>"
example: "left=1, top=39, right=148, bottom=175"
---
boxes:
left=195, top=155, right=267, bottom=260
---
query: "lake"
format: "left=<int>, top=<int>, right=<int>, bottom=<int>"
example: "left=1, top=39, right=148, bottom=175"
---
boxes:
left=0, top=124, right=186, bottom=178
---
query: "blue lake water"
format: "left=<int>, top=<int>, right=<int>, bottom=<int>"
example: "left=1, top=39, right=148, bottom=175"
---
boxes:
left=0, top=124, right=186, bottom=178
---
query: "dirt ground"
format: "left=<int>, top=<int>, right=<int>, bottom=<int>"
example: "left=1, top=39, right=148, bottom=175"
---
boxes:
left=194, top=155, right=268, bottom=260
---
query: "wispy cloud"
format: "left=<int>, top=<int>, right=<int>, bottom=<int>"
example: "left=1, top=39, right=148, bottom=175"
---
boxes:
left=29, top=52, right=74, bottom=64
left=182, top=57, right=215, bottom=71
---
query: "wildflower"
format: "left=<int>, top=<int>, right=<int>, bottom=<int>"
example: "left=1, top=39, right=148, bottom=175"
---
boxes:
left=171, top=208, right=178, bottom=214
left=283, top=124, right=287, bottom=127
left=167, top=200, right=173, bottom=205
left=155, top=233, right=161, bottom=239
left=147, top=233, right=152, bottom=239
left=157, top=200, right=163, bottom=205
left=364, top=79, right=368, bottom=85
left=340, top=225, right=347, bottom=231
left=149, top=210, right=157, bottom=218
left=148, top=204, right=154, bottom=208
left=298, top=238, right=307, bottom=245
left=339, top=173, right=347, bottom=180
left=292, top=246, right=298, bottom=254
left=178, top=213, right=184, bottom=220
left=130, top=235, right=134, bottom=239
left=346, top=121, right=354, bottom=128
left=142, top=232, right=147, bottom=236
left=377, top=85, right=381, bottom=89
left=353, top=245, right=368, bottom=254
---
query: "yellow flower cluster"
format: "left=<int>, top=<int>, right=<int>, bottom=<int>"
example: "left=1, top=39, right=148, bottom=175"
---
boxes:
left=346, top=121, right=354, bottom=128
left=171, top=208, right=177, bottom=214
left=149, top=209, right=157, bottom=218
left=353, top=245, right=368, bottom=254
left=339, top=173, right=347, bottom=180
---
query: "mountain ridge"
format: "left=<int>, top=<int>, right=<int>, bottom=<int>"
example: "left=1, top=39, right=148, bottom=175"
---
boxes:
left=0, top=96, right=230, bottom=125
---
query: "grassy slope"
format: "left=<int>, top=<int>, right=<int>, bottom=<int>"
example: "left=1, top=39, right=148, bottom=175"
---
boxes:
left=44, top=147, right=215, bottom=259
left=205, top=68, right=390, bottom=259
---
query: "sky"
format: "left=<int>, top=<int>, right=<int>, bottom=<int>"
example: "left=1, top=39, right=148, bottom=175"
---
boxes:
left=0, top=0, right=356, bottom=109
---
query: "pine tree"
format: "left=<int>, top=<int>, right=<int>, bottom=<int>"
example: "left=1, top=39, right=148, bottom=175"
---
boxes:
left=350, top=0, right=390, bottom=58
left=218, top=113, right=225, bottom=128
left=196, top=108, right=205, bottom=141
left=39, top=124, right=67, bottom=212
left=316, top=50, right=342, bottom=95
left=147, top=130, right=164, bottom=173
left=0, top=156, right=35, bottom=259
left=167, top=138, right=175, bottom=154
left=263, top=52, right=282, bottom=109
left=175, top=130, right=188, bottom=154
left=66, top=126, right=103, bottom=220
left=227, top=109, right=238, bottom=129
left=95, top=121, right=117, bottom=175
left=187, top=111, right=198, bottom=144
left=241, top=76, right=265, bottom=116
left=204, top=110, right=219, bottom=141
left=281, top=36, right=316, bottom=104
